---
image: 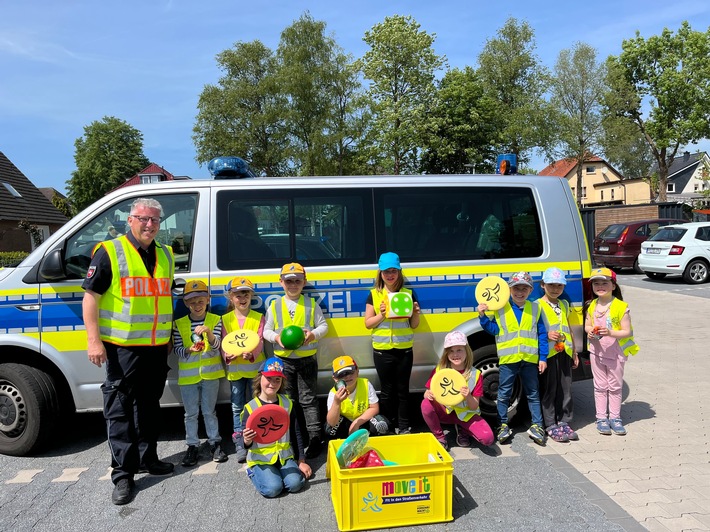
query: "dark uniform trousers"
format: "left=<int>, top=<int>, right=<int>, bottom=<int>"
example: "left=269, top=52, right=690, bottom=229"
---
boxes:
left=102, top=342, right=170, bottom=484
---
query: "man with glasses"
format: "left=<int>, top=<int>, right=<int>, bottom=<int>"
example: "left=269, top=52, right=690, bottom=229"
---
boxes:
left=82, top=197, right=175, bottom=505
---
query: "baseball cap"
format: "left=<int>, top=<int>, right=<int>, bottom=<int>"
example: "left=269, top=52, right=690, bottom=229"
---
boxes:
left=542, top=267, right=567, bottom=285
left=443, top=331, right=467, bottom=349
left=280, top=262, right=306, bottom=279
left=260, top=357, right=285, bottom=378
left=589, top=267, right=616, bottom=282
left=508, top=271, right=533, bottom=288
left=332, top=355, right=358, bottom=377
left=378, top=252, right=401, bottom=271
left=183, top=280, right=209, bottom=301
left=226, top=276, right=254, bottom=292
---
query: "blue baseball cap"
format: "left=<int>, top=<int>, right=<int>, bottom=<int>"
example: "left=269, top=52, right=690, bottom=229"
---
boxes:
left=260, top=357, right=285, bottom=378
left=542, top=267, right=567, bottom=285
left=378, top=252, right=401, bottom=271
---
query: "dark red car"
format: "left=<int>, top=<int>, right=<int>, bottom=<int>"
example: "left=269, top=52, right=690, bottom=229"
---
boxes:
left=593, top=218, right=687, bottom=273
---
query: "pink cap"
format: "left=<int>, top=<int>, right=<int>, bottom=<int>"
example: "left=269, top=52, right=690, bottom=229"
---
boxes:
left=444, top=331, right=467, bottom=348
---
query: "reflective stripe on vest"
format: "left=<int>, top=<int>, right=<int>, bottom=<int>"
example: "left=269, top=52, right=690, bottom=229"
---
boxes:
left=495, top=301, right=541, bottom=365
left=271, top=296, right=318, bottom=358
left=370, top=288, right=414, bottom=349
left=331, top=378, right=370, bottom=421
left=587, top=298, right=639, bottom=357
left=98, top=236, right=174, bottom=346
left=539, top=299, right=573, bottom=359
left=176, top=313, right=225, bottom=384
left=222, top=310, right=265, bottom=380
left=244, top=395, right=294, bottom=465
left=434, top=368, right=482, bottom=421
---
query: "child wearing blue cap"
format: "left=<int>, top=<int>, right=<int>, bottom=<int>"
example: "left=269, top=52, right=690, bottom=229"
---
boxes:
left=364, top=252, right=421, bottom=434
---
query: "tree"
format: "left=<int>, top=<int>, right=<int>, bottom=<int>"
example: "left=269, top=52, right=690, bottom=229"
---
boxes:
left=606, top=21, right=710, bottom=202
left=548, top=43, right=607, bottom=206
left=51, top=192, right=74, bottom=219
left=477, top=17, right=551, bottom=165
left=67, top=117, right=149, bottom=212
left=193, top=40, right=290, bottom=176
left=360, top=15, right=445, bottom=174
left=600, top=114, right=655, bottom=181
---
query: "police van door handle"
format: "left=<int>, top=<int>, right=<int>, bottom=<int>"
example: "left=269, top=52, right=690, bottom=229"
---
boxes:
left=16, top=304, right=40, bottom=311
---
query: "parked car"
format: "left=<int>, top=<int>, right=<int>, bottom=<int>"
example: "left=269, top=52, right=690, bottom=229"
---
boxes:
left=638, top=222, right=710, bottom=284
left=592, top=218, right=686, bottom=273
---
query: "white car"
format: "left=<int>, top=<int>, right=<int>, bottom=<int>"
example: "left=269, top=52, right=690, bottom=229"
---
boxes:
left=638, top=222, right=710, bottom=284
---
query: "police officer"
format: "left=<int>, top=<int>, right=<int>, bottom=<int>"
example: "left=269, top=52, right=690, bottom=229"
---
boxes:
left=82, top=197, right=175, bottom=505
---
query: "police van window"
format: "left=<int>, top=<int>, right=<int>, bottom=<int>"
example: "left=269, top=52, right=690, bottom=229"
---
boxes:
left=216, top=189, right=373, bottom=270
left=64, top=193, right=198, bottom=279
left=378, top=187, right=543, bottom=261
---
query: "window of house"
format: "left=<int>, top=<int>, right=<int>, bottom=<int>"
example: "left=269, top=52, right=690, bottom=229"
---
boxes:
left=581, top=187, right=587, bottom=198
left=667, top=183, right=675, bottom=193
left=601, top=191, right=604, bottom=201
left=695, top=183, right=700, bottom=192
left=611, top=189, right=615, bottom=200
left=586, top=166, right=595, bottom=174
left=140, top=174, right=162, bottom=184
left=2, top=182, right=22, bottom=198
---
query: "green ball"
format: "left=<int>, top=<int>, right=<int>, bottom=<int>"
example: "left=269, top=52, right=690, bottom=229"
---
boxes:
left=281, top=325, right=306, bottom=350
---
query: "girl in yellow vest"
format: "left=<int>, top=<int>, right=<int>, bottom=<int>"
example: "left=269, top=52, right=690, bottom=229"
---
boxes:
left=242, top=357, right=312, bottom=498
left=172, top=280, right=227, bottom=467
left=584, top=268, right=639, bottom=436
left=421, top=331, right=494, bottom=451
left=221, top=276, right=265, bottom=463
left=538, top=267, right=580, bottom=443
left=364, top=252, right=421, bottom=434
left=324, top=355, right=389, bottom=440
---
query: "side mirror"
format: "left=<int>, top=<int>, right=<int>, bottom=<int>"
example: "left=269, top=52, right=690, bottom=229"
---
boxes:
left=39, top=249, right=67, bottom=281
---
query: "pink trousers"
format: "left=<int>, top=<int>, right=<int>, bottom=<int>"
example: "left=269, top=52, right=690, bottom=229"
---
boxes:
left=421, top=399, right=494, bottom=446
left=590, top=353, right=627, bottom=419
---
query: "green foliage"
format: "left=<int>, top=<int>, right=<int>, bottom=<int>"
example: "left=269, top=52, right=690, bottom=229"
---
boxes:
left=66, top=116, right=149, bottom=212
left=601, top=114, right=655, bottom=179
left=0, top=251, right=29, bottom=267
left=18, top=219, right=44, bottom=247
left=51, top=192, right=74, bottom=218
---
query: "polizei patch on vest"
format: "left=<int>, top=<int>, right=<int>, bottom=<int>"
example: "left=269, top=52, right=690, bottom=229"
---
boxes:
left=121, top=277, right=171, bottom=297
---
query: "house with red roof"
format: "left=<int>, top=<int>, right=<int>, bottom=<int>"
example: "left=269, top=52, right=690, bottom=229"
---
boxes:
left=113, top=163, right=190, bottom=190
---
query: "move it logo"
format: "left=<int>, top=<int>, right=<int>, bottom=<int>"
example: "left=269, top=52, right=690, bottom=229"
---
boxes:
left=361, top=476, right=432, bottom=512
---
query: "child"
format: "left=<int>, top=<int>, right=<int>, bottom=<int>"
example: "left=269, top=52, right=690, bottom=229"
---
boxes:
left=263, top=263, right=329, bottom=458
left=325, top=355, right=389, bottom=440
left=477, top=271, right=548, bottom=446
left=421, top=331, right=494, bottom=450
left=221, top=276, right=265, bottom=463
left=364, top=252, right=421, bottom=434
left=172, top=280, right=227, bottom=466
left=538, top=267, right=580, bottom=443
left=584, top=267, right=638, bottom=436
left=242, top=357, right=312, bottom=498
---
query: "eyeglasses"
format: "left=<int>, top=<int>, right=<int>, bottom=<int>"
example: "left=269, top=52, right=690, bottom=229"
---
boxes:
left=130, top=215, right=161, bottom=225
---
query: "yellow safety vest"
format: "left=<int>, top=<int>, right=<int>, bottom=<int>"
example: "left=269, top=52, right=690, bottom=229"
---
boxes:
left=433, top=367, right=482, bottom=421
left=587, top=298, right=639, bottom=357
left=370, top=288, right=414, bottom=350
left=243, top=395, right=294, bottom=466
left=98, top=236, right=174, bottom=346
left=270, top=296, right=318, bottom=359
left=222, top=310, right=265, bottom=380
left=331, top=378, right=370, bottom=421
left=175, top=313, right=225, bottom=384
left=539, top=299, right=574, bottom=359
left=494, top=301, right=541, bottom=365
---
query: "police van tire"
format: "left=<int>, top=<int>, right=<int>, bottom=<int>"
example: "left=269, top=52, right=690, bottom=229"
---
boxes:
left=474, top=346, right=523, bottom=421
left=0, top=364, right=59, bottom=456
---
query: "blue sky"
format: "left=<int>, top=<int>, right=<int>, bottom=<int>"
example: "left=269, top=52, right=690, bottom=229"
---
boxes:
left=1, top=1, right=709, bottom=194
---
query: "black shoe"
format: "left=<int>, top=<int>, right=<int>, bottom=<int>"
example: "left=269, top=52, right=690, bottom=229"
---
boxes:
left=211, top=443, right=228, bottom=463
left=305, top=436, right=323, bottom=459
left=112, top=478, right=135, bottom=505
left=181, top=445, right=199, bottom=467
left=139, top=460, right=174, bottom=475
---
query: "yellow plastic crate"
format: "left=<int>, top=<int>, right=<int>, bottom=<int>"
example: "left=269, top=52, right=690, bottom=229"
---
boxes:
left=326, top=433, right=453, bottom=531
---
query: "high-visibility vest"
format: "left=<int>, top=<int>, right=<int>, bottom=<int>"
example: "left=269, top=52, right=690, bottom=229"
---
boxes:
left=270, top=296, right=318, bottom=358
left=433, top=367, right=482, bottom=421
left=494, top=301, right=541, bottom=365
left=97, top=235, right=174, bottom=346
left=331, top=378, right=370, bottom=421
left=243, top=395, right=294, bottom=466
left=175, top=313, right=225, bottom=384
left=539, top=299, right=574, bottom=359
left=222, top=310, right=265, bottom=380
left=370, top=288, right=414, bottom=350
left=587, top=298, right=639, bottom=357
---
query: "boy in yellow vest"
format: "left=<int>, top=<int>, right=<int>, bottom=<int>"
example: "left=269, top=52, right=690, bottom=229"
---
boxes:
left=325, top=356, right=389, bottom=440
left=263, top=263, right=328, bottom=458
left=173, top=280, right=227, bottom=466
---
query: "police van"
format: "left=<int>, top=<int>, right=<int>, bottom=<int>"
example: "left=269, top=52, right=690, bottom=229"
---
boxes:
left=0, top=160, right=593, bottom=455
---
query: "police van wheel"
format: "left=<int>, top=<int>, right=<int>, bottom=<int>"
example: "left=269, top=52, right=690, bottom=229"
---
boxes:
left=0, top=364, right=59, bottom=456
left=474, top=346, right=523, bottom=421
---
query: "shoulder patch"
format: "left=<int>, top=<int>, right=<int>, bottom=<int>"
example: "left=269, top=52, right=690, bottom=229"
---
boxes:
left=87, top=266, right=96, bottom=279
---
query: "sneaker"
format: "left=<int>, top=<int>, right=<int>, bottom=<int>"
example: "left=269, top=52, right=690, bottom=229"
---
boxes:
left=211, top=443, right=228, bottom=463
left=181, top=445, right=199, bottom=467
left=305, top=436, right=323, bottom=459
left=139, top=460, right=174, bottom=475
left=527, top=424, right=546, bottom=446
left=245, top=467, right=254, bottom=479
left=236, top=447, right=247, bottom=463
left=497, top=423, right=512, bottom=444
left=371, top=415, right=389, bottom=435
left=596, top=418, right=612, bottom=435
left=609, top=418, right=627, bottom=436
left=436, top=437, right=450, bottom=451
left=397, top=427, right=412, bottom=435
left=558, top=421, right=579, bottom=441
left=546, top=424, right=569, bottom=443
left=111, top=478, right=135, bottom=505
left=455, top=427, right=471, bottom=448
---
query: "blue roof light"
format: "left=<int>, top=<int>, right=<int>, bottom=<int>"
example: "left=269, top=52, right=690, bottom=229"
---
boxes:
left=208, top=156, right=257, bottom=179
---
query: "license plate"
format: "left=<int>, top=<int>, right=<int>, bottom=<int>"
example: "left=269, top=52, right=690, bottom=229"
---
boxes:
left=598, top=246, right=609, bottom=252
left=646, top=248, right=661, bottom=254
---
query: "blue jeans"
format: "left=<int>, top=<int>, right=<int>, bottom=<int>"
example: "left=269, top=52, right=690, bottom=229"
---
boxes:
left=249, top=458, right=305, bottom=498
left=180, top=379, right=221, bottom=446
left=231, top=378, right=253, bottom=434
left=497, top=361, right=543, bottom=426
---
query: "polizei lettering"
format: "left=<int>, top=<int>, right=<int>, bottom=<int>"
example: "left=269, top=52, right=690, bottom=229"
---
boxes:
left=380, top=476, right=432, bottom=504
left=122, top=277, right=171, bottom=297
